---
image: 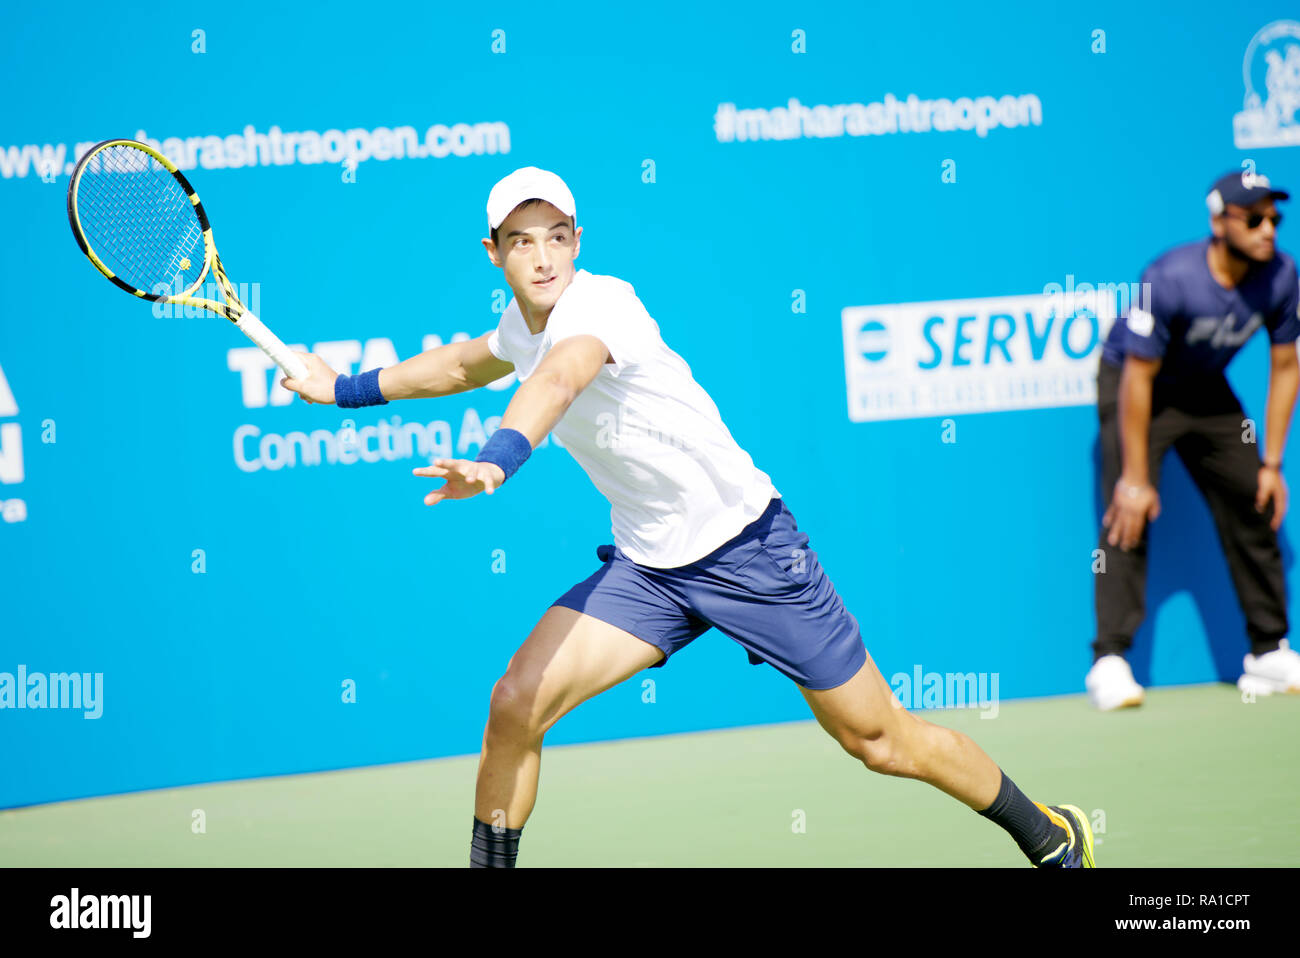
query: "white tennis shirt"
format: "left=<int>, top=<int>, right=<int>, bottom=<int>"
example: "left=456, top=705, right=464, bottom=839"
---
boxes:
left=487, top=268, right=779, bottom=568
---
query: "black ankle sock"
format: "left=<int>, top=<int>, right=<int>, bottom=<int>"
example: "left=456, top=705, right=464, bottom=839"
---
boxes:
left=470, top=816, right=523, bottom=868
left=977, top=771, right=1066, bottom=864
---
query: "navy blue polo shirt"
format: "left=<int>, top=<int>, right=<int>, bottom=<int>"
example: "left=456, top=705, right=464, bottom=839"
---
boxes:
left=1101, top=238, right=1300, bottom=383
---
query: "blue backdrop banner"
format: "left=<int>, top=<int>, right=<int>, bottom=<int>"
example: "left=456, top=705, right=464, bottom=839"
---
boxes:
left=2, top=1, right=1298, bottom=807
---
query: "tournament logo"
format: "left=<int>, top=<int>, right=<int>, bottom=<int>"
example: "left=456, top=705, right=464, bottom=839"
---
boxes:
left=1233, top=20, right=1300, bottom=149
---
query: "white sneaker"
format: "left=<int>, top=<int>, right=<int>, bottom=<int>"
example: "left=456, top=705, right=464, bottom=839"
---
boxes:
left=1238, top=639, right=1300, bottom=697
left=1085, top=654, right=1145, bottom=711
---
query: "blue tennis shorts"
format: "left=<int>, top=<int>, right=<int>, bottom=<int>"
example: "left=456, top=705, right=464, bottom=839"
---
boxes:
left=552, top=496, right=867, bottom=690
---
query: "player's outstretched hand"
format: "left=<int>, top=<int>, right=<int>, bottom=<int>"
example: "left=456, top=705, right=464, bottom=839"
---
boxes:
left=280, top=352, right=339, bottom=405
left=1103, top=479, right=1160, bottom=551
left=413, top=459, right=507, bottom=506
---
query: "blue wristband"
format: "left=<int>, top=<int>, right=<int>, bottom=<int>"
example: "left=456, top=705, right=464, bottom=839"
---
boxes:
left=476, top=427, right=532, bottom=481
left=335, top=368, right=388, bottom=408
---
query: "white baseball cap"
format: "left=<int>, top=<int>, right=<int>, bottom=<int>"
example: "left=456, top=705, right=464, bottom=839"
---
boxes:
left=486, top=166, right=576, bottom=232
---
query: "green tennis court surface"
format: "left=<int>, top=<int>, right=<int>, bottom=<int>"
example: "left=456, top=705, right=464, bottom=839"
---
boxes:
left=3, top=684, right=1296, bottom=867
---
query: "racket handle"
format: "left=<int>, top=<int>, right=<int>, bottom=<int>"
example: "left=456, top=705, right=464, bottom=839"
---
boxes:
left=234, top=310, right=310, bottom=382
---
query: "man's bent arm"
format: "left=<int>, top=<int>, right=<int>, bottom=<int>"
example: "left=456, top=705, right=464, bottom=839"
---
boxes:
left=496, top=335, right=610, bottom=446
left=379, top=332, right=515, bottom=400
left=1265, top=342, right=1300, bottom=467
left=1118, top=355, right=1160, bottom=486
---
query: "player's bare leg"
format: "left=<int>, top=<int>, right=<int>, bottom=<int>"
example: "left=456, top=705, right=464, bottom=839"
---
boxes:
left=475, top=605, right=664, bottom=829
left=799, top=650, right=1091, bottom=865
left=800, top=651, right=1002, bottom=809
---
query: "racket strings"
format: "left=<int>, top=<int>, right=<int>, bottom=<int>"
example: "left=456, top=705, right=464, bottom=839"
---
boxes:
left=75, top=145, right=208, bottom=296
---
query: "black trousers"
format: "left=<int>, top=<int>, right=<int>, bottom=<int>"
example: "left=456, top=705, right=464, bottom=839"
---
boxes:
left=1093, top=358, right=1288, bottom=659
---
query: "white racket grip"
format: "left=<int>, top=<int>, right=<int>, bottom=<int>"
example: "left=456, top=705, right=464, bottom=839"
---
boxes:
left=234, top=310, right=309, bottom=381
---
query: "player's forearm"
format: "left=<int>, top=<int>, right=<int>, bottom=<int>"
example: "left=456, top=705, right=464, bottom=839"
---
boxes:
left=497, top=372, right=574, bottom=446
left=378, top=343, right=477, bottom=400
left=1117, top=366, right=1155, bottom=485
left=1264, top=360, right=1300, bottom=466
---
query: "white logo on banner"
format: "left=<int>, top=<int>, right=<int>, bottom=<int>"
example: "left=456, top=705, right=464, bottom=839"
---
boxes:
left=227, top=331, right=537, bottom=474
left=0, top=360, right=26, bottom=523
left=0, top=360, right=23, bottom=484
left=841, top=291, right=1116, bottom=422
left=1233, top=20, right=1300, bottom=149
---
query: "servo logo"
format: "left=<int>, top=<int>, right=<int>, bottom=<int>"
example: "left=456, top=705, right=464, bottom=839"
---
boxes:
left=841, top=289, right=1116, bottom=422
left=855, top=320, right=891, bottom=364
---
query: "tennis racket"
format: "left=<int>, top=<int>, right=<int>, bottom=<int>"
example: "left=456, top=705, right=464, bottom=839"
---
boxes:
left=66, top=138, right=308, bottom=381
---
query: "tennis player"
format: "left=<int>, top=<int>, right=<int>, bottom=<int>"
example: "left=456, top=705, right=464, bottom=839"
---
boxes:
left=282, top=166, right=1094, bottom=868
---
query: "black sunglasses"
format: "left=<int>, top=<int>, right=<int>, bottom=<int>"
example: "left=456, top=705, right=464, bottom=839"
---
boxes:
left=1225, top=210, right=1284, bottom=230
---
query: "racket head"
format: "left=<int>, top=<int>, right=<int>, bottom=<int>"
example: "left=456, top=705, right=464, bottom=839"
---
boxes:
left=66, top=139, right=216, bottom=305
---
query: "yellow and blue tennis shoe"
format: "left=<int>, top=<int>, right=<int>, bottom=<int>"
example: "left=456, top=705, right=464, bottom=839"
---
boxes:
left=1033, top=803, right=1096, bottom=868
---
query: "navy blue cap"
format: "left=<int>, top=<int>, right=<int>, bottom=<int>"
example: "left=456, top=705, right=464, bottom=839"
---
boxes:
left=1207, top=170, right=1289, bottom=214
